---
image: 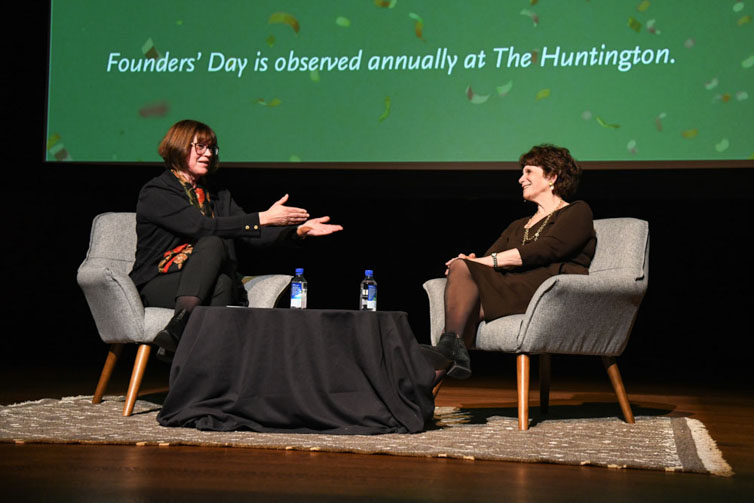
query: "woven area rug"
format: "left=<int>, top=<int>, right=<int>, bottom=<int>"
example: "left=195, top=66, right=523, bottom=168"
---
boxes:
left=0, top=395, right=732, bottom=477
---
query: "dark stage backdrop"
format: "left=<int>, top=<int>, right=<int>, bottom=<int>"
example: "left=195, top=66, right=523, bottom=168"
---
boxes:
left=4, top=5, right=752, bottom=388
left=6, top=164, right=753, bottom=386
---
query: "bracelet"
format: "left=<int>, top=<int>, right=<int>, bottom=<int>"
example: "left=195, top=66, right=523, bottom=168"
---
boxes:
left=491, top=252, right=498, bottom=269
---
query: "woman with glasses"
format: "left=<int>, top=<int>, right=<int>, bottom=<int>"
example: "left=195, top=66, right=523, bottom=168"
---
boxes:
left=129, top=119, right=342, bottom=359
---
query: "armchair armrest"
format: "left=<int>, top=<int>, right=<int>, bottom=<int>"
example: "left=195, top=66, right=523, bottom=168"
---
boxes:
left=422, top=278, right=447, bottom=345
left=76, top=260, right=147, bottom=343
left=243, top=274, right=293, bottom=308
left=516, top=273, right=647, bottom=356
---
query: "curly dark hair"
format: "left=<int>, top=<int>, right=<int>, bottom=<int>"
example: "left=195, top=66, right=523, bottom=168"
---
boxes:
left=158, top=119, right=220, bottom=174
left=518, top=144, right=581, bottom=199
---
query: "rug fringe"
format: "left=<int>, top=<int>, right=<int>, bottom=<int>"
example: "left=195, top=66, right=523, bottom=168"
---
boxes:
left=685, top=418, right=734, bottom=477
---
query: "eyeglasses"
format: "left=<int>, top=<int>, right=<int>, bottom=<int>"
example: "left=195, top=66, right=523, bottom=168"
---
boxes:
left=191, top=142, right=219, bottom=156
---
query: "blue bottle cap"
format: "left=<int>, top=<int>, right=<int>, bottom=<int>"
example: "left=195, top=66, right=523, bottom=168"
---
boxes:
left=295, top=268, right=304, bottom=275
left=365, top=269, right=373, bottom=276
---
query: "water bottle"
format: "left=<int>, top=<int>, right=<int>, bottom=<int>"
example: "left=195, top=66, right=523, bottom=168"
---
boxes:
left=290, top=268, right=307, bottom=309
left=360, top=270, right=377, bottom=311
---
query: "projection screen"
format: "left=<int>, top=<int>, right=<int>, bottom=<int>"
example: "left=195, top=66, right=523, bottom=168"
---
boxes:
left=45, top=0, right=753, bottom=165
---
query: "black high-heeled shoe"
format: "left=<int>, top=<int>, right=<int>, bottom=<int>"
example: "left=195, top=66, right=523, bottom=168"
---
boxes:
left=433, top=332, right=472, bottom=380
left=152, top=309, right=190, bottom=352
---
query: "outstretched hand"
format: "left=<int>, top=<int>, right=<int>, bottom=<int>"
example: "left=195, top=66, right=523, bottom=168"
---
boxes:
left=296, top=216, right=343, bottom=237
left=259, top=194, right=309, bottom=226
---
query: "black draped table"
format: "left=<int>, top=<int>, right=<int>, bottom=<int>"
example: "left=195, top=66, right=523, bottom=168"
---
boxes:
left=157, top=307, right=436, bottom=435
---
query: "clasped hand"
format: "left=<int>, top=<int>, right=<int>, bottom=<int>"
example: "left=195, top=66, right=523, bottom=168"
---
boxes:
left=445, top=253, right=477, bottom=276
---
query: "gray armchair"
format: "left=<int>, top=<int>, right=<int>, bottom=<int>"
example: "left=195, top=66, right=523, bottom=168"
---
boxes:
left=423, top=218, right=649, bottom=430
left=77, top=212, right=292, bottom=416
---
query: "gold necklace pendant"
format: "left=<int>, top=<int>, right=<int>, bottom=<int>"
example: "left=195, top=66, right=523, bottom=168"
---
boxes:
left=522, top=201, right=563, bottom=244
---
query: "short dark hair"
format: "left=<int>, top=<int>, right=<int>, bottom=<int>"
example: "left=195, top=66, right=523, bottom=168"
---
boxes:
left=158, top=119, right=219, bottom=173
left=519, top=144, right=581, bottom=199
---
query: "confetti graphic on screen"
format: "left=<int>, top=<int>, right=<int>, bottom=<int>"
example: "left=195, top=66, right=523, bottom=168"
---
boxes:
left=142, top=38, right=159, bottom=59
left=408, top=13, right=425, bottom=40
left=374, top=0, right=397, bottom=8
left=715, top=139, right=730, bottom=152
left=466, top=85, right=490, bottom=104
left=256, top=98, right=282, bottom=107
left=378, top=96, right=391, bottom=122
left=682, top=129, right=699, bottom=139
left=535, top=88, right=550, bottom=101
left=655, top=112, right=667, bottom=131
left=47, top=134, right=71, bottom=161
left=520, top=10, right=539, bottom=27
left=596, top=116, right=620, bottom=129
left=139, top=100, right=169, bottom=118
left=496, top=81, right=513, bottom=97
left=269, top=12, right=300, bottom=35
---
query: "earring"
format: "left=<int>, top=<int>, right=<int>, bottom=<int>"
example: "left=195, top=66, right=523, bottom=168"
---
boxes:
left=549, top=182, right=554, bottom=190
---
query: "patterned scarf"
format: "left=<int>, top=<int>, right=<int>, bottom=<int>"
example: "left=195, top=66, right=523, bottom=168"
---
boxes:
left=157, top=170, right=215, bottom=274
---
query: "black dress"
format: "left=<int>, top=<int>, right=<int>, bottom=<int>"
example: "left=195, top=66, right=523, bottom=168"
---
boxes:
left=465, top=201, right=597, bottom=321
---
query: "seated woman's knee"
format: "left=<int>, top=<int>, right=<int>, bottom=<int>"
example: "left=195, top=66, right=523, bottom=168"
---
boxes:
left=448, top=258, right=471, bottom=277
left=194, top=235, right=226, bottom=256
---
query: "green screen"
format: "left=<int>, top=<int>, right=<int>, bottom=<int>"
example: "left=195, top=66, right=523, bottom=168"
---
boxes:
left=46, top=0, right=753, bottom=163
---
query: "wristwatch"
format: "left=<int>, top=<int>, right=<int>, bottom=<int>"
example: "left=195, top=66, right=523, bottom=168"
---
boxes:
left=491, top=252, right=498, bottom=269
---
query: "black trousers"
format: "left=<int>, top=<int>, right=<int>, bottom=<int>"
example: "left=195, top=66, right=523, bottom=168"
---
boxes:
left=140, top=236, right=239, bottom=309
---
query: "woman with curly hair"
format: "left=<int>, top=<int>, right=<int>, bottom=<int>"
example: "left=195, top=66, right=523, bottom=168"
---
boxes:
left=424, top=144, right=596, bottom=379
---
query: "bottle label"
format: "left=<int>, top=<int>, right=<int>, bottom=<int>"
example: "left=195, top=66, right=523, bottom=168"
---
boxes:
left=291, top=281, right=303, bottom=308
left=366, top=284, right=377, bottom=310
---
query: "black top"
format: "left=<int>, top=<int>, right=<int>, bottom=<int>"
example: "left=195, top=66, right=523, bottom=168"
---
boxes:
left=130, top=170, right=299, bottom=288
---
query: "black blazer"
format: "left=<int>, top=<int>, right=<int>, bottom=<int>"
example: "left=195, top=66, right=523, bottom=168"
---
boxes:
left=130, top=170, right=298, bottom=288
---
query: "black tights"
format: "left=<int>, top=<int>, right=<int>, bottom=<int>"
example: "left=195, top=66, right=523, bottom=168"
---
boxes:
left=444, top=259, right=484, bottom=347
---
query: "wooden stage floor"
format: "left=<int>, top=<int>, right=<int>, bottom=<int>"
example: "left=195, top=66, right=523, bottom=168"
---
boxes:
left=1, top=355, right=752, bottom=503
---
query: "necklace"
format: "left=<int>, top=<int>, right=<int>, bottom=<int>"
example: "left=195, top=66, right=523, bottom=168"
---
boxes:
left=522, top=200, right=564, bottom=244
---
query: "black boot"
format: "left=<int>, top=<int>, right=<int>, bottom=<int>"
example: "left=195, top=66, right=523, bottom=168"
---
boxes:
left=434, top=332, right=472, bottom=380
left=152, top=309, right=190, bottom=352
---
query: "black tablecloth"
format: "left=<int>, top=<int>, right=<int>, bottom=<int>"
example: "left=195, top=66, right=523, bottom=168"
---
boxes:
left=157, top=307, right=436, bottom=434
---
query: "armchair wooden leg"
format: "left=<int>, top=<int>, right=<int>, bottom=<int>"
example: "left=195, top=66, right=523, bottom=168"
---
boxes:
left=432, top=378, right=444, bottom=399
left=92, top=343, right=124, bottom=404
left=602, top=356, right=635, bottom=424
left=517, top=354, right=530, bottom=431
left=123, top=344, right=151, bottom=417
left=539, top=353, right=551, bottom=414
